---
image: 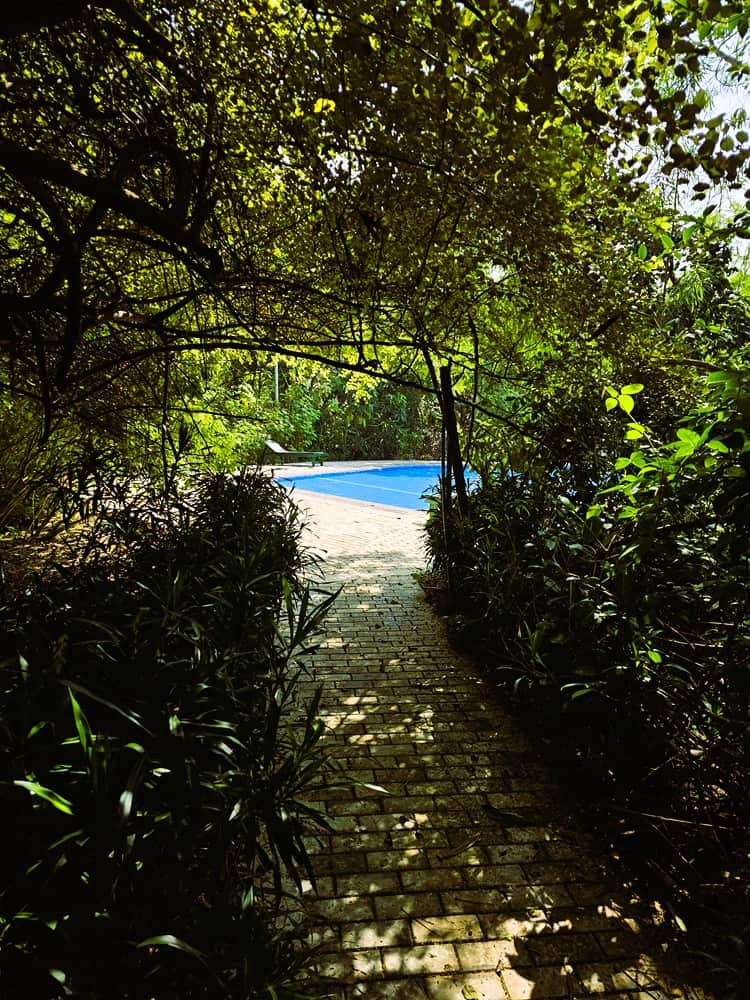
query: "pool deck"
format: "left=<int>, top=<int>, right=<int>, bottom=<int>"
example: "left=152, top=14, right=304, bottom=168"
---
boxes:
left=292, top=491, right=705, bottom=1000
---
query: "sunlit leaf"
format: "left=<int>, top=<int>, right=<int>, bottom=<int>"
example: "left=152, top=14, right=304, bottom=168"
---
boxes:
left=14, top=780, right=73, bottom=815
left=69, top=688, right=92, bottom=761
left=705, top=439, right=729, bottom=453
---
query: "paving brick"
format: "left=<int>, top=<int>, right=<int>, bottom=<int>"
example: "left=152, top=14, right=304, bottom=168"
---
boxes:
left=311, top=895, right=375, bottom=923
left=382, top=944, right=460, bottom=976
left=411, top=914, right=483, bottom=944
left=335, top=872, right=401, bottom=896
left=340, top=919, right=412, bottom=949
left=328, top=831, right=392, bottom=853
left=455, top=937, right=528, bottom=971
left=400, top=868, right=467, bottom=892
left=391, top=829, right=450, bottom=850
left=482, top=843, right=544, bottom=864
left=389, top=795, right=437, bottom=812
left=314, top=851, right=368, bottom=875
left=440, top=888, right=523, bottom=916
left=545, top=906, right=628, bottom=934
left=462, top=863, right=529, bottom=886
left=371, top=892, right=442, bottom=921
left=348, top=979, right=429, bottom=999
left=425, top=845, right=488, bottom=868
left=366, top=848, right=427, bottom=871
left=525, top=929, right=604, bottom=964
left=356, top=812, right=431, bottom=833
left=317, top=949, right=383, bottom=981
left=499, top=965, right=578, bottom=999
left=423, top=970, right=507, bottom=999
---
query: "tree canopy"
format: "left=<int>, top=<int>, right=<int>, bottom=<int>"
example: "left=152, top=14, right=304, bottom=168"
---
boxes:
left=2, top=0, right=749, bottom=448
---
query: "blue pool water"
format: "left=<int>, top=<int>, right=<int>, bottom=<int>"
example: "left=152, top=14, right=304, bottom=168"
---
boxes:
left=276, top=463, right=475, bottom=510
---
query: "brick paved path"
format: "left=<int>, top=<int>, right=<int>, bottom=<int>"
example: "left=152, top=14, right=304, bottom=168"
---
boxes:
left=293, top=492, right=701, bottom=1000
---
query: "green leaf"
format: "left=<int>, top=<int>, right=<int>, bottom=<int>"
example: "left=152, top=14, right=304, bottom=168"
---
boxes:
left=62, top=680, right=152, bottom=735
left=637, top=243, right=648, bottom=259
left=659, top=232, right=674, bottom=252
left=621, top=383, right=644, bottom=394
left=586, top=504, right=603, bottom=519
left=605, top=397, right=618, bottom=411
left=69, top=689, right=92, bottom=760
left=570, top=687, right=594, bottom=700
left=705, top=439, right=729, bottom=453
left=137, top=934, right=207, bottom=964
left=676, top=428, right=700, bottom=444
left=14, top=780, right=73, bottom=815
left=681, top=224, right=697, bottom=244
left=619, top=394, right=635, bottom=415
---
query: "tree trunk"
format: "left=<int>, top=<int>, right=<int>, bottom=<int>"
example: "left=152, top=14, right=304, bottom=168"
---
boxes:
left=439, top=364, right=469, bottom=517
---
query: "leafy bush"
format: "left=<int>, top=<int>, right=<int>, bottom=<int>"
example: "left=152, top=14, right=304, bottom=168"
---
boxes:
left=427, top=366, right=750, bottom=994
left=0, top=468, right=335, bottom=998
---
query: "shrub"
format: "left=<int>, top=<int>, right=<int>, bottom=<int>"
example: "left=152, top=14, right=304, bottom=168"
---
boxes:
left=0, top=468, right=335, bottom=998
left=426, top=367, right=750, bottom=994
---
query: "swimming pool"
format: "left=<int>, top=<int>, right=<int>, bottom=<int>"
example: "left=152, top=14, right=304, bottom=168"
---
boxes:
left=276, top=463, right=475, bottom=510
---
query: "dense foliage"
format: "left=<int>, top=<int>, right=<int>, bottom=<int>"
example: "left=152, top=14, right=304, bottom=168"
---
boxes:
left=0, top=470, right=335, bottom=998
left=426, top=356, right=750, bottom=992
left=3, top=0, right=750, bottom=466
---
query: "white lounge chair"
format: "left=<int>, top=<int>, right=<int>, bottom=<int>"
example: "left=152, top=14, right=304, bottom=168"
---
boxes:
left=264, top=439, right=328, bottom=466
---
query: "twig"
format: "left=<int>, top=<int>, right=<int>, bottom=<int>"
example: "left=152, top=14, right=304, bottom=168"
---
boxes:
left=611, top=804, right=729, bottom=832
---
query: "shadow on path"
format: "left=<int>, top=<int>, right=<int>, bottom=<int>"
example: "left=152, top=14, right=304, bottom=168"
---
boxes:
left=291, top=493, right=702, bottom=1000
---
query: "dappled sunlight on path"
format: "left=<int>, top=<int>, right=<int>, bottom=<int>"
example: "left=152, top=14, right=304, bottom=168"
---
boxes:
left=293, top=491, right=704, bottom=1000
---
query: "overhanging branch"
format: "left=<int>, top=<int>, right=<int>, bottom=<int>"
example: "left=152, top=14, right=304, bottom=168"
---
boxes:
left=0, top=139, right=222, bottom=274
